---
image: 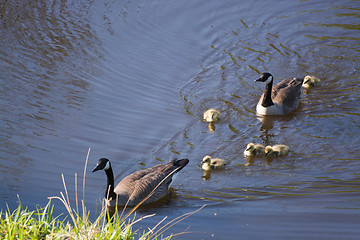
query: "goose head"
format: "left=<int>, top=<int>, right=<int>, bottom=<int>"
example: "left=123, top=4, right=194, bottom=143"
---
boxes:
left=255, top=72, right=273, bottom=84
left=92, top=158, right=111, bottom=172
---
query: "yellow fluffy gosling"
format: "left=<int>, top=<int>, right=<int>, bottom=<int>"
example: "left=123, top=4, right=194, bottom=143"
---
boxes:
left=302, top=75, right=321, bottom=88
left=202, top=155, right=225, bottom=171
left=265, top=145, right=289, bottom=157
left=203, top=109, right=220, bottom=122
left=244, top=143, right=265, bottom=157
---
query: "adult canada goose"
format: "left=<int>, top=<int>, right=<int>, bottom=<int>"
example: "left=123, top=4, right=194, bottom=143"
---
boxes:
left=264, top=145, right=289, bottom=157
left=202, top=155, right=225, bottom=171
left=255, top=72, right=303, bottom=115
left=203, top=109, right=220, bottom=122
left=92, top=158, right=189, bottom=207
left=244, top=143, right=265, bottom=157
left=302, top=75, right=320, bottom=88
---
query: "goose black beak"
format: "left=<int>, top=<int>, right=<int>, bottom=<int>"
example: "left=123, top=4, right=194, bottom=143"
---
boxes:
left=254, top=78, right=262, bottom=82
left=92, top=165, right=101, bottom=172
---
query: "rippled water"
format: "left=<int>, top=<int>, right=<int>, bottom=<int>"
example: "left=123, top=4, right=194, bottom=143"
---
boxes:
left=1, top=0, right=360, bottom=239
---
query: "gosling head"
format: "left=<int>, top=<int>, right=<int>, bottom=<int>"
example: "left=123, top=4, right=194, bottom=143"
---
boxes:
left=203, top=109, right=220, bottom=122
left=92, top=158, right=111, bottom=172
left=202, top=155, right=212, bottom=164
left=303, top=76, right=311, bottom=85
left=255, top=72, right=273, bottom=84
left=246, top=143, right=255, bottom=151
left=264, top=146, right=273, bottom=157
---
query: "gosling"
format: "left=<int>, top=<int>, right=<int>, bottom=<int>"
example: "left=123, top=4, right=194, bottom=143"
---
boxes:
left=302, top=75, right=320, bottom=88
left=244, top=143, right=265, bottom=157
left=264, top=145, right=289, bottom=157
left=203, top=109, right=220, bottom=122
left=202, top=155, right=225, bottom=171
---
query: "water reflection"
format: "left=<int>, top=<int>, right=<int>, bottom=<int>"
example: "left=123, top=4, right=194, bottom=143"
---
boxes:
left=202, top=170, right=211, bottom=180
left=256, top=114, right=298, bottom=145
left=244, top=156, right=273, bottom=167
left=208, top=122, right=216, bottom=132
left=0, top=0, right=103, bottom=208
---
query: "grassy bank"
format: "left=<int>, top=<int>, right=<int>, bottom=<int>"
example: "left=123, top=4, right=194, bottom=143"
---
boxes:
left=1, top=178, right=204, bottom=240
left=0, top=198, right=201, bottom=239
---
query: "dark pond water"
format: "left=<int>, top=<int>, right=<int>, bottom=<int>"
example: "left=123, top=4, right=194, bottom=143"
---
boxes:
left=1, top=0, right=360, bottom=239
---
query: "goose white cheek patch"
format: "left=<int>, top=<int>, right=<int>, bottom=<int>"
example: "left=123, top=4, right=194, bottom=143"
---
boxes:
left=265, top=76, right=273, bottom=84
left=104, top=161, right=110, bottom=170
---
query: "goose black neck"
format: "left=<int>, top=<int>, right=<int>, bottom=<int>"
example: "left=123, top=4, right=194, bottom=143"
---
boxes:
left=262, top=79, right=274, bottom=107
left=104, top=168, right=117, bottom=200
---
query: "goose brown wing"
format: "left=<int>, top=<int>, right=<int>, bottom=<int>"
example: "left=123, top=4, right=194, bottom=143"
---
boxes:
left=128, top=171, right=172, bottom=204
left=113, top=160, right=181, bottom=205
left=272, top=78, right=303, bottom=109
left=272, top=78, right=302, bottom=96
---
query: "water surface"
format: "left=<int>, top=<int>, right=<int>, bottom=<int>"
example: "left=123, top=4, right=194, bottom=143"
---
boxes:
left=1, top=0, right=360, bottom=239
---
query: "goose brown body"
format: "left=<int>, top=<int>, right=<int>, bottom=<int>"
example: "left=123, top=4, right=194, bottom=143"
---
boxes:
left=93, top=158, right=189, bottom=207
left=255, top=73, right=303, bottom=115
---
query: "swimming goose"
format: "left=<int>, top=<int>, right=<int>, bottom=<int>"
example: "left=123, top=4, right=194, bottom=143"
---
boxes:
left=264, top=145, right=289, bottom=157
left=302, top=75, right=320, bottom=88
left=255, top=72, right=303, bottom=115
left=92, top=158, right=189, bottom=207
left=202, top=155, right=225, bottom=170
left=203, top=109, right=220, bottom=122
left=244, top=143, right=265, bottom=157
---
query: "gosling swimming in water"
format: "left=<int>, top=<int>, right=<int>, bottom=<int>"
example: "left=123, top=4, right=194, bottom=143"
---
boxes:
left=302, top=75, right=321, bottom=88
left=244, top=143, right=265, bottom=157
left=203, top=109, right=220, bottom=122
left=202, top=155, right=225, bottom=170
left=264, top=145, right=289, bottom=157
